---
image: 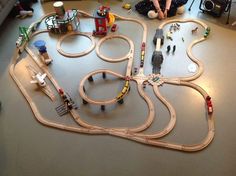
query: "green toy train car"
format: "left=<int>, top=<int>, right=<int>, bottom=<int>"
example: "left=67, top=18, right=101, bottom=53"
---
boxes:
left=204, top=27, right=211, bottom=38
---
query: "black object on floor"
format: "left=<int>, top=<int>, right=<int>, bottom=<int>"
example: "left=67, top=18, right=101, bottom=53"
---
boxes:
left=167, top=45, right=171, bottom=53
left=88, top=76, right=94, bottom=82
left=82, top=99, right=88, bottom=105
left=173, top=45, right=176, bottom=53
left=189, top=0, right=233, bottom=24
left=102, top=72, right=106, bottom=79
left=101, top=105, right=105, bottom=111
left=172, top=45, right=176, bottom=53
left=118, top=99, right=124, bottom=104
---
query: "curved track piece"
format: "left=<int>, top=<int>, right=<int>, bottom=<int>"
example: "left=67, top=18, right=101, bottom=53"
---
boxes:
left=57, top=32, right=96, bottom=58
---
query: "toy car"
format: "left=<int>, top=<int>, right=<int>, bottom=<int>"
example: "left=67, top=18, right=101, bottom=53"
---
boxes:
left=111, top=24, right=118, bottom=32
left=122, top=3, right=131, bottom=10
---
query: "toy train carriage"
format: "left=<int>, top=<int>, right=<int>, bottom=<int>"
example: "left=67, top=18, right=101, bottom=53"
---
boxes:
left=204, top=27, right=211, bottom=38
left=139, top=42, right=146, bottom=67
left=116, top=81, right=130, bottom=100
left=206, top=96, right=213, bottom=114
left=16, top=26, right=35, bottom=47
left=16, top=34, right=25, bottom=47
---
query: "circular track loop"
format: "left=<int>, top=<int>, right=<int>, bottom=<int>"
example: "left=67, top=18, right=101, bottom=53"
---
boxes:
left=79, top=69, right=126, bottom=105
left=57, top=32, right=95, bottom=57
left=96, top=35, right=134, bottom=63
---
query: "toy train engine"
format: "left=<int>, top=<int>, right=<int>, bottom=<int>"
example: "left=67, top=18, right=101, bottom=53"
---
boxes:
left=16, top=26, right=32, bottom=47
left=16, top=34, right=24, bottom=47
left=206, top=96, right=213, bottom=114
left=116, top=80, right=130, bottom=101
left=140, top=42, right=146, bottom=67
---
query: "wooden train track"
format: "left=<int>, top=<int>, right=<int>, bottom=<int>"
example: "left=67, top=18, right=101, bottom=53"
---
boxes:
left=9, top=11, right=215, bottom=152
left=57, top=31, right=96, bottom=58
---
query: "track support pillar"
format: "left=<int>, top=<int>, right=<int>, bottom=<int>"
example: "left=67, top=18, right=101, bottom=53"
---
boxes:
left=101, top=105, right=105, bottom=111
left=88, top=76, right=94, bottom=82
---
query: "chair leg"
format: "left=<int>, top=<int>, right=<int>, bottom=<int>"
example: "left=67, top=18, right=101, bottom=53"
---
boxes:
left=199, top=0, right=204, bottom=12
left=226, top=0, right=232, bottom=24
left=188, top=0, right=196, bottom=11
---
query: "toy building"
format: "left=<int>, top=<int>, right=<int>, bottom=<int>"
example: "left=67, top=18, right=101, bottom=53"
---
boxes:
left=34, top=40, right=52, bottom=65
left=45, top=2, right=79, bottom=34
left=93, top=6, right=111, bottom=36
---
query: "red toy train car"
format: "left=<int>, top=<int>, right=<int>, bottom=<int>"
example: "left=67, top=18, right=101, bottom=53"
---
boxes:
left=206, top=96, right=213, bottom=114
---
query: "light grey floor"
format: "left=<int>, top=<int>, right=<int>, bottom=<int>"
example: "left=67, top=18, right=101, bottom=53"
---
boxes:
left=0, top=1, right=236, bottom=176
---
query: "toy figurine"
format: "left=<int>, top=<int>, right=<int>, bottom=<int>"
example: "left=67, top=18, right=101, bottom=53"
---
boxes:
left=172, top=45, right=176, bottom=53
left=167, top=45, right=171, bottom=53
left=191, top=27, right=198, bottom=34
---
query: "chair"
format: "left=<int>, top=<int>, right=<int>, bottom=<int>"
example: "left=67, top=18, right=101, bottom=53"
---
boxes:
left=188, top=0, right=233, bottom=24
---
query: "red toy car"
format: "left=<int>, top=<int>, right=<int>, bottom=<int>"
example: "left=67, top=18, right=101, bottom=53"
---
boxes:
left=111, top=24, right=118, bottom=32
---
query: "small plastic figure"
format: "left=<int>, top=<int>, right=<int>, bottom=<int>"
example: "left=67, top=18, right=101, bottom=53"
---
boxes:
left=170, top=23, right=180, bottom=32
left=172, top=45, right=176, bottom=53
left=167, top=45, right=171, bottom=53
left=134, top=67, right=138, bottom=74
left=166, top=31, right=173, bottom=41
left=191, top=27, right=198, bottom=34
